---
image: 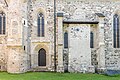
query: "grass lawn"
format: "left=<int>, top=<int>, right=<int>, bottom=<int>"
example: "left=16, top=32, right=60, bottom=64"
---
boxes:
left=0, top=72, right=120, bottom=80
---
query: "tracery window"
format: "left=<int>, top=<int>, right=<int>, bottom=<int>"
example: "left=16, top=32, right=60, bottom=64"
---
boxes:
left=0, top=12, right=6, bottom=34
left=113, top=14, right=119, bottom=48
left=37, top=13, right=44, bottom=37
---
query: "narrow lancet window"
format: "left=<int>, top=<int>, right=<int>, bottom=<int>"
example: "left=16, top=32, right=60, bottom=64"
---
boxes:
left=113, top=14, right=119, bottom=48
left=90, top=32, right=94, bottom=48
left=0, top=12, right=6, bottom=34
left=64, top=32, right=68, bottom=48
left=37, top=13, right=44, bottom=37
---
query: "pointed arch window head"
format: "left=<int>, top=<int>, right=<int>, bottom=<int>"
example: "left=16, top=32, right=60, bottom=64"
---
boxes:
left=113, top=14, right=120, bottom=48
left=0, top=12, right=6, bottom=35
left=37, top=13, right=44, bottom=37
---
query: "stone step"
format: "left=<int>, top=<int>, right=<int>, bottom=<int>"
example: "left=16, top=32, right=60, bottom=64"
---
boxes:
left=31, top=67, right=48, bottom=72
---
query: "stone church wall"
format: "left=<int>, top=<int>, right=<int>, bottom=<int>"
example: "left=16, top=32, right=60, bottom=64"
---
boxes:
left=61, top=0, right=120, bottom=71
left=68, top=24, right=91, bottom=72
left=0, top=36, right=7, bottom=71
left=0, top=0, right=120, bottom=73
left=6, top=0, right=28, bottom=73
left=7, top=47, right=28, bottom=73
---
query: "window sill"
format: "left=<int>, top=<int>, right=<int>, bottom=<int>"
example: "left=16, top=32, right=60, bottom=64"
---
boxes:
left=0, top=34, right=6, bottom=37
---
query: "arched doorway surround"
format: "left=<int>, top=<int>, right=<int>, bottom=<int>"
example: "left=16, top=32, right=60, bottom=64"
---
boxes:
left=38, top=48, right=46, bottom=66
left=32, top=43, right=49, bottom=68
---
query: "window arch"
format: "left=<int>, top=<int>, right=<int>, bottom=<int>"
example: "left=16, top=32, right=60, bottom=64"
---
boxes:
left=64, top=32, right=68, bottom=48
left=0, top=12, right=6, bottom=34
left=37, top=13, right=44, bottom=37
left=113, top=14, right=119, bottom=48
left=90, top=32, right=94, bottom=48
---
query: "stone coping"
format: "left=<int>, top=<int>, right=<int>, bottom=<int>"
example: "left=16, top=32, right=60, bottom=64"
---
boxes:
left=63, top=20, right=99, bottom=24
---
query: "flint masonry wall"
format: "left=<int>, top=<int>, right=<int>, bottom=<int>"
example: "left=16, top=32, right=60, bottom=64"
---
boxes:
left=68, top=24, right=91, bottom=72
left=60, top=0, right=120, bottom=71
left=0, top=0, right=120, bottom=73
left=7, top=0, right=28, bottom=73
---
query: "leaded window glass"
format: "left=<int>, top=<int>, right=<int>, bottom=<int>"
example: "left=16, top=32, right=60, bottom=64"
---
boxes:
left=37, top=13, right=44, bottom=37
left=90, top=32, right=94, bottom=48
left=64, top=32, right=68, bottom=48
left=0, top=12, right=6, bottom=34
left=113, top=14, right=119, bottom=48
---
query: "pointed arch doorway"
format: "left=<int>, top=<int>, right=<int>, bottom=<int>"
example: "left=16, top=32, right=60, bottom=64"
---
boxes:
left=38, top=48, right=46, bottom=66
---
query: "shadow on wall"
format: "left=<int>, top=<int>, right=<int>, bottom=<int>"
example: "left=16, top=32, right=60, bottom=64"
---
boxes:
left=105, top=70, right=120, bottom=76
